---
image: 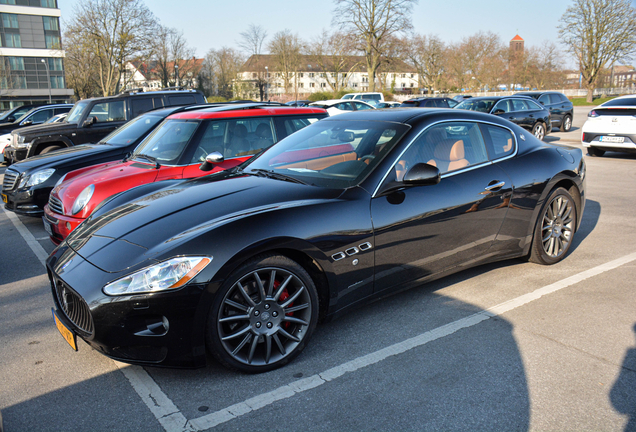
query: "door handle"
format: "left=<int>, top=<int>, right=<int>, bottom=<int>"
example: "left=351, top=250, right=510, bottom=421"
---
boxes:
left=485, top=181, right=505, bottom=191
left=529, top=114, right=534, bottom=118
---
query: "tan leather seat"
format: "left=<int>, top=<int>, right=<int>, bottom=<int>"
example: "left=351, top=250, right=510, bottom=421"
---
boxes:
left=428, top=140, right=469, bottom=172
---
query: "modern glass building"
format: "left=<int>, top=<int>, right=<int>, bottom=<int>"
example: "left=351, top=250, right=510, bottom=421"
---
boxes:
left=0, top=0, right=73, bottom=110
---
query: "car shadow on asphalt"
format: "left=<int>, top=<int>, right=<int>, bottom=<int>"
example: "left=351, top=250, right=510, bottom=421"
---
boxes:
left=610, top=323, right=636, bottom=432
left=569, top=199, right=600, bottom=254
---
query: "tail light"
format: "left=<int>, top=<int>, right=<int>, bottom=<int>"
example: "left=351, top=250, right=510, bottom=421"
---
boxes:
left=588, top=110, right=599, bottom=118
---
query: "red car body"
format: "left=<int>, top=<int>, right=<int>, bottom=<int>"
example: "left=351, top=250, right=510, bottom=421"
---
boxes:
left=43, top=105, right=327, bottom=244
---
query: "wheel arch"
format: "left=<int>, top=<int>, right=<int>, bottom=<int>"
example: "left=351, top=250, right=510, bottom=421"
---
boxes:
left=30, top=136, right=73, bottom=156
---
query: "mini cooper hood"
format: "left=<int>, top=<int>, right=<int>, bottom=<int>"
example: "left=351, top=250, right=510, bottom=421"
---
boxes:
left=65, top=174, right=344, bottom=273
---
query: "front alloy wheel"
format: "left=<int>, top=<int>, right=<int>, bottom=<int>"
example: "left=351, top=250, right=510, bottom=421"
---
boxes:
left=530, top=187, right=577, bottom=265
left=532, top=122, right=546, bottom=140
left=208, top=254, right=318, bottom=372
left=560, top=115, right=572, bottom=132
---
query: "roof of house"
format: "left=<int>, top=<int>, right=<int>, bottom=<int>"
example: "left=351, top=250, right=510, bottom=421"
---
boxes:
left=511, top=35, right=524, bottom=41
left=129, top=58, right=204, bottom=80
left=239, top=54, right=416, bottom=74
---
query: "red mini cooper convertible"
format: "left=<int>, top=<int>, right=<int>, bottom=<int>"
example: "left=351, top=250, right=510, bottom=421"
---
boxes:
left=43, top=104, right=327, bottom=243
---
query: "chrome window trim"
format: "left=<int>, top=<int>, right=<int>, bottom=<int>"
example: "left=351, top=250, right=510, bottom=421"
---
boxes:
left=372, top=118, right=519, bottom=198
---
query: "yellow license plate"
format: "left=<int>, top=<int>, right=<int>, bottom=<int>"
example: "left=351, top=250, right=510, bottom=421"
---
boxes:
left=53, top=309, right=77, bottom=351
left=1, top=193, right=6, bottom=203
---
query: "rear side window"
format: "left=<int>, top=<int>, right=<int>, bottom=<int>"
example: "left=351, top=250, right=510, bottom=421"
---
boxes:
left=28, top=108, right=55, bottom=124
left=167, top=95, right=196, bottom=106
left=279, top=115, right=325, bottom=137
left=131, top=98, right=154, bottom=118
left=400, top=100, right=418, bottom=107
left=481, top=124, right=515, bottom=159
left=549, top=94, right=562, bottom=104
left=89, top=101, right=125, bottom=122
left=539, top=94, right=550, bottom=105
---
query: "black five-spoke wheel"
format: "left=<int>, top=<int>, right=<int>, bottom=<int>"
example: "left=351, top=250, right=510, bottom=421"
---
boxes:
left=530, top=187, right=577, bottom=265
left=208, top=254, right=318, bottom=372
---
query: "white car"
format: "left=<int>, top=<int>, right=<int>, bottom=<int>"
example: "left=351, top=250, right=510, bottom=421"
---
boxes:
left=342, top=92, right=384, bottom=102
left=308, top=99, right=375, bottom=116
left=0, top=133, right=11, bottom=163
left=581, top=94, right=636, bottom=157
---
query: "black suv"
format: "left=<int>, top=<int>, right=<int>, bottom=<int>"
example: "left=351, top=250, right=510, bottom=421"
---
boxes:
left=1, top=104, right=210, bottom=216
left=3, top=88, right=206, bottom=164
left=516, top=92, right=573, bottom=132
left=400, top=97, right=459, bottom=108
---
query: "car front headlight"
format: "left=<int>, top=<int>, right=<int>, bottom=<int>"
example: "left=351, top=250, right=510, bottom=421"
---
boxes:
left=14, top=135, right=29, bottom=148
left=71, top=184, right=95, bottom=215
left=20, top=168, right=55, bottom=188
left=103, top=257, right=212, bottom=295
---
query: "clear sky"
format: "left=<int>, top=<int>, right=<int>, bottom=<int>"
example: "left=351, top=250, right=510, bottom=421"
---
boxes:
left=55, top=0, right=617, bottom=66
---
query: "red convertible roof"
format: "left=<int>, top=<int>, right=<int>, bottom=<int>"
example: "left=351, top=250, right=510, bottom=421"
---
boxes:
left=169, top=106, right=326, bottom=120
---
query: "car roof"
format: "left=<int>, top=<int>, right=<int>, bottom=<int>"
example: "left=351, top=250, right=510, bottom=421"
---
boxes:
left=77, top=89, right=204, bottom=103
left=403, top=97, right=449, bottom=102
left=168, top=103, right=327, bottom=120
left=465, top=95, right=536, bottom=102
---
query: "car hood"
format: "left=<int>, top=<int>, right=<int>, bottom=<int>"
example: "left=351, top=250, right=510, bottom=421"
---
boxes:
left=66, top=174, right=344, bottom=272
left=10, top=144, right=118, bottom=173
left=14, top=121, right=77, bottom=138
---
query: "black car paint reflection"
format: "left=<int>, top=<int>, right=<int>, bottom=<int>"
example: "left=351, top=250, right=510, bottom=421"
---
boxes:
left=46, top=109, right=585, bottom=370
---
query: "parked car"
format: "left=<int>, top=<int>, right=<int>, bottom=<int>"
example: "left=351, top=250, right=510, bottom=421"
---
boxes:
left=1, top=104, right=211, bottom=217
left=516, top=91, right=573, bottom=132
left=455, top=95, right=551, bottom=140
left=581, top=94, right=636, bottom=156
left=47, top=108, right=585, bottom=372
left=0, top=103, right=45, bottom=124
left=44, top=113, right=67, bottom=124
left=3, top=88, right=206, bottom=164
left=400, top=97, right=458, bottom=108
left=376, top=101, right=402, bottom=108
left=285, top=100, right=311, bottom=107
left=43, top=104, right=328, bottom=243
left=309, top=99, right=375, bottom=116
left=342, top=92, right=384, bottom=102
left=453, top=95, right=473, bottom=102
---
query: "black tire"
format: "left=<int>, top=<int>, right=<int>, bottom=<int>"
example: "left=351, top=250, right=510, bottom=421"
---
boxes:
left=532, top=122, right=546, bottom=141
left=529, top=187, right=577, bottom=265
left=587, top=146, right=605, bottom=157
left=560, top=115, right=572, bottom=132
left=39, top=145, right=63, bottom=155
left=207, top=254, right=319, bottom=373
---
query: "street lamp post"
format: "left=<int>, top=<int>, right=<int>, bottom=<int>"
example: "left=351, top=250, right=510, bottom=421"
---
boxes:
left=264, top=66, right=268, bottom=101
left=41, top=59, right=51, bottom=103
left=175, top=64, right=179, bottom=88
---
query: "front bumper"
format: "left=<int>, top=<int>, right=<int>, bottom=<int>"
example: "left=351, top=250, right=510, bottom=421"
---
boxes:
left=3, top=185, right=51, bottom=216
left=43, top=204, right=84, bottom=243
left=3, top=146, right=28, bottom=163
left=47, top=244, right=208, bottom=368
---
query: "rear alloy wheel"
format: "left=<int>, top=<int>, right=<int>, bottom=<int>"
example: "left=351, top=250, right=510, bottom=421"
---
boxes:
left=40, top=145, right=63, bottom=155
left=532, top=122, right=546, bottom=140
left=207, top=254, right=318, bottom=372
left=530, top=187, right=577, bottom=265
left=587, top=146, right=605, bottom=157
left=560, top=115, right=572, bottom=132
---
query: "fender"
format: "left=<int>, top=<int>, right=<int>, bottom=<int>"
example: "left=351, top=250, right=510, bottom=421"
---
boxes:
left=90, top=179, right=185, bottom=218
left=28, top=135, right=75, bottom=157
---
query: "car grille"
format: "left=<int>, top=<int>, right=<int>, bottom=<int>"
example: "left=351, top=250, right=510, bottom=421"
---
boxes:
left=2, top=169, right=19, bottom=191
left=48, top=194, right=64, bottom=215
left=53, top=277, right=94, bottom=335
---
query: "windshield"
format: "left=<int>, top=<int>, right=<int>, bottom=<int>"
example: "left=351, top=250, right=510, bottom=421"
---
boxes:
left=65, top=101, right=90, bottom=124
left=245, top=119, right=410, bottom=189
left=455, top=99, right=497, bottom=113
left=602, top=97, right=636, bottom=107
left=342, top=94, right=353, bottom=99
left=101, top=114, right=163, bottom=147
left=131, top=119, right=200, bottom=164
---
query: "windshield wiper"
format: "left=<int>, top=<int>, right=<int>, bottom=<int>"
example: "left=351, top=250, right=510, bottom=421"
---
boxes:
left=132, top=154, right=161, bottom=169
left=249, top=168, right=309, bottom=185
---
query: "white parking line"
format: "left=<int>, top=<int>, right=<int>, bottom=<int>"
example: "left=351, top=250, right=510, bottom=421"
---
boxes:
left=5, top=200, right=636, bottom=432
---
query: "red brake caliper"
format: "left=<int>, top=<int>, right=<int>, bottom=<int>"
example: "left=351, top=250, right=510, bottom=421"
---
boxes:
left=274, top=280, right=294, bottom=329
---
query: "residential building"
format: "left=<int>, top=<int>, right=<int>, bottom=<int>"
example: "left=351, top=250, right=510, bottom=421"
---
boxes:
left=121, top=58, right=204, bottom=91
left=236, top=54, right=418, bottom=100
left=0, top=0, right=73, bottom=110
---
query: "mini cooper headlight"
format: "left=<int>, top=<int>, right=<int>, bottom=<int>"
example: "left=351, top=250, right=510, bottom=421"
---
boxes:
left=103, top=257, right=212, bottom=295
left=71, top=184, right=95, bottom=215
left=21, top=168, right=55, bottom=188
left=54, top=172, right=67, bottom=189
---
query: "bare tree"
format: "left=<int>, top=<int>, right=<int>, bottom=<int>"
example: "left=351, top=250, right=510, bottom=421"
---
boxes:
left=238, top=24, right=268, bottom=56
left=268, top=30, right=303, bottom=93
left=559, top=0, right=636, bottom=102
left=202, top=47, right=245, bottom=99
left=307, top=30, right=360, bottom=92
left=333, top=0, right=417, bottom=92
left=63, top=28, right=100, bottom=99
left=404, top=34, right=446, bottom=93
left=65, top=0, right=158, bottom=96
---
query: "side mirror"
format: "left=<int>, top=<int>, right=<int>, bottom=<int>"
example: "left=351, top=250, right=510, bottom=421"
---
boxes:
left=493, top=109, right=505, bottom=115
left=540, top=101, right=545, bottom=105
left=7, top=116, right=15, bottom=123
left=199, top=151, right=224, bottom=171
left=403, top=163, right=441, bottom=186
left=82, top=116, right=97, bottom=128
left=21, top=119, right=33, bottom=126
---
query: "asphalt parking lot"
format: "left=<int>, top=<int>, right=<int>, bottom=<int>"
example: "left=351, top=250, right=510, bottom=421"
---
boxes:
left=1, top=105, right=635, bottom=431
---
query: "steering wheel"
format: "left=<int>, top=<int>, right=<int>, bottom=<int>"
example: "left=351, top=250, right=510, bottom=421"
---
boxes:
left=194, top=146, right=208, bottom=162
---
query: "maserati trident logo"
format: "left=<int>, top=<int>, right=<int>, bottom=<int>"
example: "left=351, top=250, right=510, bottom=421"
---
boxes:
left=613, top=117, right=618, bottom=122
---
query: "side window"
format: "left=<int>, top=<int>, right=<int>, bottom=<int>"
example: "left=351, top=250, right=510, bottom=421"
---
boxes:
left=493, top=100, right=510, bottom=113
left=354, top=101, right=372, bottom=110
left=549, top=94, right=562, bottom=105
left=89, top=101, right=125, bottom=122
left=153, top=97, right=165, bottom=108
left=54, top=107, right=70, bottom=115
left=481, top=124, right=515, bottom=159
left=511, top=99, right=528, bottom=111
left=28, top=108, right=55, bottom=124
left=167, top=95, right=195, bottom=106
left=538, top=94, right=550, bottom=105
left=131, top=98, right=154, bottom=118
left=280, top=116, right=323, bottom=137
left=394, top=122, right=488, bottom=180
left=527, top=100, right=543, bottom=110
left=446, top=99, right=458, bottom=108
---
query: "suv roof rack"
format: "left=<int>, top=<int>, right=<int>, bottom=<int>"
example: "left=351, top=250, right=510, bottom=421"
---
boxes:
left=117, top=88, right=144, bottom=96
left=160, top=86, right=186, bottom=91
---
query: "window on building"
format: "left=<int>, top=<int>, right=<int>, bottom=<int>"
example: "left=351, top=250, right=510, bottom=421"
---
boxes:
left=4, top=33, right=21, bottom=48
left=410, top=74, right=414, bottom=78
left=40, top=0, right=56, bottom=7
left=320, top=83, right=326, bottom=88
left=0, top=0, right=16, bottom=4
left=252, top=73, right=257, bottom=78
left=309, top=82, right=315, bottom=88
left=298, top=73, right=303, bottom=78
left=401, top=74, right=406, bottom=78
left=320, top=73, right=325, bottom=78
left=298, top=83, right=304, bottom=88
left=410, top=83, right=414, bottom=87
left=50, top=76, right=64, bottom=89
left=308, top=72, right=314, bottom=78
left=43, top=16, right=59, bottom=31
left=8, top=57, right=24, bottom=70
left=45, top=35, right=61, bottom=49
left=353, top=83, right=358, bottom=88
left=47, top=57, right=63, bottom=71
left=2, top=14, right=18, bottom=28
left=13, top=76, right=26, bottom=88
